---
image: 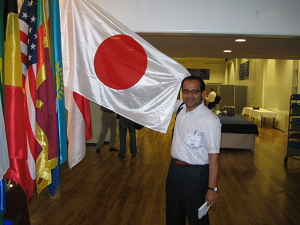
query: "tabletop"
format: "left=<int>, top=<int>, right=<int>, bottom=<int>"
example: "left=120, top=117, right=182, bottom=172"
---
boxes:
left=242, top=107, right=278, bottom=120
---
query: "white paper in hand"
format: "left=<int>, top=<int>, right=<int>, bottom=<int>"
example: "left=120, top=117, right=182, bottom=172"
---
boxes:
left=198, top=201, right=210, bottom=219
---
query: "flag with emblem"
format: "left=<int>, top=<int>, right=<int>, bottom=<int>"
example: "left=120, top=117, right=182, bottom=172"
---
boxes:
left=51, top=0, right=68, bottom=165
left=61, top=0, right=190, bottom=133
left=46, top=0, right=68, bottom=196
left=35, top=0, right=59, bottom=195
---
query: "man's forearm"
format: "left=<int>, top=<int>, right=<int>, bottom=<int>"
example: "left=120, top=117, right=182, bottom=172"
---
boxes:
left=208, top=153, right=219, bottom=188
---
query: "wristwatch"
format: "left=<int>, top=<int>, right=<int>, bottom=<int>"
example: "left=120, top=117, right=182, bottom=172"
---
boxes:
left=208, top=187, right=218, bottom=192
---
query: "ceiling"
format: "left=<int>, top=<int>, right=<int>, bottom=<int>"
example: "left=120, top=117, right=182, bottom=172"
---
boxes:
left=138, top=33, right=300, bottom=61
left=18, top=1, right=300, bottom=62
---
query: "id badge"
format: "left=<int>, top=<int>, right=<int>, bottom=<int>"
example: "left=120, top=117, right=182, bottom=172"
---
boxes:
left=186, top=131, right=201, bottom=147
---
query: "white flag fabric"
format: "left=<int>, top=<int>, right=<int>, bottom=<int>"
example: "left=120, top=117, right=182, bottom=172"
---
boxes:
left=61, top=0, right=190, bottom=133
left=65, top=86, right=86, bottom=169
left=0, top=98, right=9, bottom=178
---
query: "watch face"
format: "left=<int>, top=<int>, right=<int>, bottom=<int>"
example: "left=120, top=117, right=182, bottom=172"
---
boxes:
left=214, top=187, right=218, bottom=191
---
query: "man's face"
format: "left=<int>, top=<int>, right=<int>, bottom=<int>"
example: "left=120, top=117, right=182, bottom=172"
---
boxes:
left=182, top=80, right=204, bottom=111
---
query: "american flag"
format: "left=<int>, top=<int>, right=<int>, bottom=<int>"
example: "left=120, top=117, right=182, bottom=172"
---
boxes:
left=19, top=0, right=38, bottom=199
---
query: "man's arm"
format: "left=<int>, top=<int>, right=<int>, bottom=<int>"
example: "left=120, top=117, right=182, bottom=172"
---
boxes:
left=206, top=153, right=219, bottom=206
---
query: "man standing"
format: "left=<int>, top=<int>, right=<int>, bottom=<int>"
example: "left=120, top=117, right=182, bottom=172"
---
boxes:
left=118, top=115, right=137, bottom=158
left=166, top=76, right=221, bottom=225
left=96, top=106, right=118, bottom=153
left=206, top=88, right=217, bottom=109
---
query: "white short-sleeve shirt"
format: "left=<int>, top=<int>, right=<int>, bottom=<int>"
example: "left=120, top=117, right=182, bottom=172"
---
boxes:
left=206, top=91, right=216, bottom=103
left=171, top=100, right=221, bottom=165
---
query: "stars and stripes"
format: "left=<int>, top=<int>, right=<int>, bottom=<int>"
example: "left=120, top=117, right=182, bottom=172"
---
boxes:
left=19, top=0, right=38, bottom=200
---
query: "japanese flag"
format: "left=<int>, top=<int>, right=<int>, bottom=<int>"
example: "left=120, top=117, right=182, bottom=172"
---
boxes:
left=61, top=0, right=190, bottom=133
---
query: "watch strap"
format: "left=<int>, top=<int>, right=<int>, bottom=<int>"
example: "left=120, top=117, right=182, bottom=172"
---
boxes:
left=208, top=187, right=218, bottom=191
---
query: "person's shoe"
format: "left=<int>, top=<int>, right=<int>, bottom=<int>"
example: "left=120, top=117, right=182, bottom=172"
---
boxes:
left=132, top=154, right=136, bottom=157
left=109, top=147, right=119, bottom=151
left=118, top=154, right=125, bottom=158
left=96, top=148, right=101, bottom=153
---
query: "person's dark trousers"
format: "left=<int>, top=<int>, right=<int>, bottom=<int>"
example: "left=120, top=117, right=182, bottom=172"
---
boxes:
left=166, top=159, right=210, bottom=225
left=207, top=102, right=215, bottom=110
left=119, top=116, right=137, bottom=156
left=5, top=185, right=31, bottom=225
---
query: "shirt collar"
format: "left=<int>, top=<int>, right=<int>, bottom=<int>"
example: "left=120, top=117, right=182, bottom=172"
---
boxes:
left=184, top=101, right=206, bottom=116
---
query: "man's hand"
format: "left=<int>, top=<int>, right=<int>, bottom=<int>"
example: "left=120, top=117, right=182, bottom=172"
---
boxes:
left=206, top=190, right=219, bottom=207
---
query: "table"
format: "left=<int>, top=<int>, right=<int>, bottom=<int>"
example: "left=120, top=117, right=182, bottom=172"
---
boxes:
left=242, top=107, right=278, bottom=128
left=218, top=114, right=258, bottom=150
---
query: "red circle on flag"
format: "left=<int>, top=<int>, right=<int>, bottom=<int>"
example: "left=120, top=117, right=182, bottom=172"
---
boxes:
left=94, top=34, right=147, bottom=90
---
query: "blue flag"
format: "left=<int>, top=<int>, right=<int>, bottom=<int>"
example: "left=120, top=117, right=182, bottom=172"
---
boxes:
left=52, top=0, right=67, bottom=164
left=47, top=0, right=67, bottom=196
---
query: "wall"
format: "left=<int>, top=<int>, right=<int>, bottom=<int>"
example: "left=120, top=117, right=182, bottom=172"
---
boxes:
left=56, top=0, right=300, bottom=37
left=89, top=0, right=300, bottom=37
left=176, top=58, right=225, bottom=84
left=87, top=101, right=101, bottom=144
left=253, top=59, right=264, bottom=108
left=265, top=60, right=293, bottom=131
left=224, top=58, right=297, bottom=131
left=87, top=101, right=118, bottom=144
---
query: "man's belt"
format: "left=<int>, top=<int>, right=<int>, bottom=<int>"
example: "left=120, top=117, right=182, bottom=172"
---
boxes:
left=172, top=158, right=194, bottom=166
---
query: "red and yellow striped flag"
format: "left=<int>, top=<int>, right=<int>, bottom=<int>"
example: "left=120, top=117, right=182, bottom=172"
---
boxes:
left=4, top=0, right=31, bottom=194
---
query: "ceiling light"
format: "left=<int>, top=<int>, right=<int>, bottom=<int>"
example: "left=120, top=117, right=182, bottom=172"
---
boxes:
left=235, top=39, right=246, bottom=42
left=223, top=50, right=232, bottom=53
